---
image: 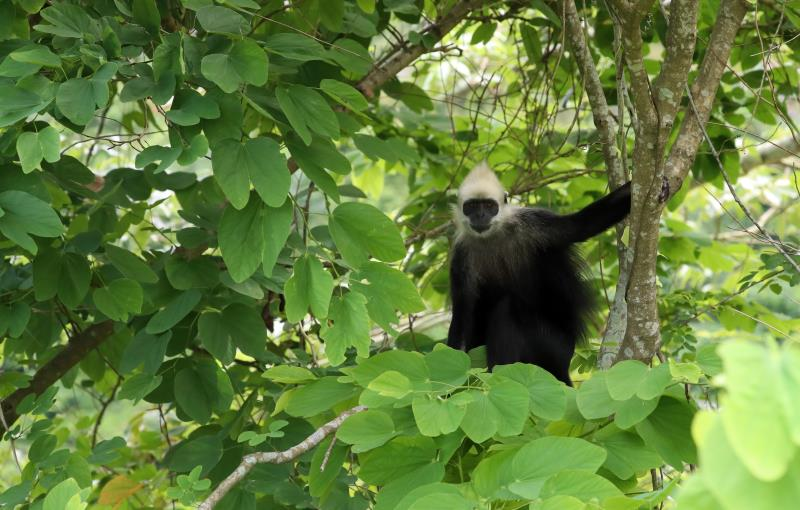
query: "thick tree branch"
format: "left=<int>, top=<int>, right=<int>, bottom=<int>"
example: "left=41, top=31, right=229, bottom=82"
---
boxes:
left=557, top=0, right=624, bottom=184
left=664, top=0, right=750, bottom=196
left=615, top=0, right=749, bottom=363
left=198, top=406, right=367, bottom=510
left=653, top=0, right=698, bottom=127
left=1, top=321, right=115, bottom=433
left=608, top=0, right=658, bottom=129
left=356, top=0, right=487, bottom=96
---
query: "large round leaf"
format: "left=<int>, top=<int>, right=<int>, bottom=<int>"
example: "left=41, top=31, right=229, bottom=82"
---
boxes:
left=329, top=202, right=405, bottom=268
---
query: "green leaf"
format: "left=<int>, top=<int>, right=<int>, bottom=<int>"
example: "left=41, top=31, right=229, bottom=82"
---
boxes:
left=539, top=469, right=622, bottom=502
left=57, top=78, right=96, bottom=125
left=320, top=291, right=371, bottom=366
left=457, top=391, right=496, bottom=443
left=351, top=261, right=424, bottom=330
left=263, top=365, right=317, bottom=384
left=637, top=363, right=672, bottom=400
left=135, top=145, right=181, bottom=174
left=201, top=38, right=268, bottom=93
left=288, top=135, right=351, bottom=175
left=6, top=303, right=30, bottom=338
left=412, top=393, right=470, bottom=437
left=10, top=44, right=61, bottom=67
left=118, top=373, right=162, bottom=402
left=195, top=5, right=249, bottom=35
left=343, top=350, right=429, bottom=387
left=460, top=377, right=529, bottom=442
left=424, top=346, right=471, bottom=390
left=356, top=0, right=375, bottom=12
left=165, top=256, right=219, bottom=289
left=357, top=436, right=437, bottom=485
left=0, top=481, right=32, bottom=508
left=319, top=0, right=344, bottom=32
left=145, top=290, right=202, bottom=334
left=394, top=483, right=474, bottom=510
left=35, top=4, right=95, bottom=39
left=471, top=22, right=497, bottom=45
left=275, top=85, right=339, bottom=145
left=327, top=38, right=372, bottom=76
left=508, top=437, right=607, bottom=499
left=245, top=138, right=289, bottom=207
left=635, top=397, right=697, bottom=469
left=320, top=79, right=368, bottom=111
left=132, top=0, right=161, bottom=35
left=284, top=377, right=358, bottom=418
left=223, top=302, right=266, bottom=358
left=576, top=371, right=618, bottom=420
left=375, top=463, right=445, bottom=510
left=33, top=251, right=90, bottom=308
left=696, top=343, right=723, bottom=376
left=606, top=360, right=649, bottom=400
left=29, top=433, right=57, bottom=462
left=198, top=310, right=233, bottom=364
left=219, top=199, right=264, bottom=283
left=196, top=303, right=266, bottom=362
left=167, top=435, right=223, bottom=475
left=264, top=33, right=328, bottom=62
left=718, top=341, right=795, bottom=480
left=93, top=279, right=143, bottom=321
left=0, top=191, right=64, bottom=254
left=596, top=430, right=662, bottom=479
left=212, top=137, right=289, bottom=209
left=614, top=395, right=659, bottom=429
left=488, top=377, right=532, bottom=436
left=43, top=478, right=84, bottom=510
left=353, top=134, right=398, bottom=163
left=493, top=363, right=567, bottom=421
left=309, top=437, right=348, bottom=498
left=17, top=128, right=61, bottom=174
left=329, top=202, right=405, bottom=268
left=262, top=201, right=292, bottom=277
left=0, top=84, right=49, bottom=127
left=174, top=360, right=233, bottom=423
left=104, top=244, right=158, bottom=284
left=367, top=370, right=412, bottom=399
left=284, top=255, right=334, bottom=322
left=337, top=410, right=395, bottom=452
left=686, top=412, right=800, bottom=510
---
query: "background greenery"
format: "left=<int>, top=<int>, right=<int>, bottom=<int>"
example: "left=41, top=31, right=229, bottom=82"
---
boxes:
left=0, top=0, right=798, bottom=508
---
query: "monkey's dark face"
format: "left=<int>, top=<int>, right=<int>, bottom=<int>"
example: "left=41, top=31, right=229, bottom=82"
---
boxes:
left=462, top=198, right=499, bottom=233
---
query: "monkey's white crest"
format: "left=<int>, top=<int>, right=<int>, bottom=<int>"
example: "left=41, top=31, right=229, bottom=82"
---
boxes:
left=458, top=161, right=506, bottom=205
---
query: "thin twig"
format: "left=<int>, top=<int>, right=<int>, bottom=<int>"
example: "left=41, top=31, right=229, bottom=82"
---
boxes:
left=91, top=376, right=122, bottom=448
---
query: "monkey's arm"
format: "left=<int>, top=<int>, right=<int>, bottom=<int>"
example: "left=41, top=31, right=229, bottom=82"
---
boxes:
left=447, top=245, right=476, bottom=350
left=522, top=182, right=631, bottom=244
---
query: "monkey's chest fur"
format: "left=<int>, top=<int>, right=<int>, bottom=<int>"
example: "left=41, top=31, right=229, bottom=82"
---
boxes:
left=454, top=224, right=594, bottom=339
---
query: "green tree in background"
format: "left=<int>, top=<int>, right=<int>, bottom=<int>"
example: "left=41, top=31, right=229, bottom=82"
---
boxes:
left=0, top=0, right=798, bottom=508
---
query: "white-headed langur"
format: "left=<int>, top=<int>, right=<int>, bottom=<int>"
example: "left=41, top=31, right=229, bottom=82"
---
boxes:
left=448, top=163, right=631, bottom=385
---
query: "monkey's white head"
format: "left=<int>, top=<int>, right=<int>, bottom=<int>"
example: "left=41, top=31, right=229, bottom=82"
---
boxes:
left=455, top=162, right=509, bottom=237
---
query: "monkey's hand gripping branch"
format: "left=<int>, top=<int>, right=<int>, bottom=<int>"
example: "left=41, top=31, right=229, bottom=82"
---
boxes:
left=197, top=406, right=367, bottom=510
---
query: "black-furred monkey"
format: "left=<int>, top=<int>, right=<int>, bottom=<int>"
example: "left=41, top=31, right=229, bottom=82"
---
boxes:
left=447, top=163, right=631, bottom=385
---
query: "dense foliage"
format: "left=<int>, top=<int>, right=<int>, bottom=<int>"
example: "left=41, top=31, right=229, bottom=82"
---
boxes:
left=0, top=0, right=798, bottom=508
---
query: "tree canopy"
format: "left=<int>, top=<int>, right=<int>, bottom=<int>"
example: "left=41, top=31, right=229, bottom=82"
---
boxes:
left=0, top=0, right=798, bottom=508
